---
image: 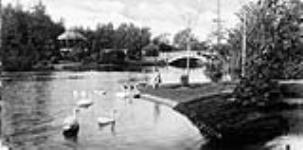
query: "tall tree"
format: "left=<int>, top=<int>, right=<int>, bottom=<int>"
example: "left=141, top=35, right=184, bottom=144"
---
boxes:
left=173, top=28, right=195, bottom=50
left=1, top=2, right=64, bottom=71
left=113, top=23, right=151, bottom=60
left=232, top=0, right=302, bottom=105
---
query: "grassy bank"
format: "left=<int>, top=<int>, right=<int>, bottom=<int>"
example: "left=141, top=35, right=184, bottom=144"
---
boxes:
left=138, top=82, right=236, bottom=103
left=174, top=93, right=289, bottom=144
left=138, top=82, right=297, bottom=144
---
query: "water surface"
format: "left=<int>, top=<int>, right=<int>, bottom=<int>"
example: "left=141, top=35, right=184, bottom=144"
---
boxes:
left=2, top=68, right=303, bottom=150
left=1, top=69, right=204, bottom=150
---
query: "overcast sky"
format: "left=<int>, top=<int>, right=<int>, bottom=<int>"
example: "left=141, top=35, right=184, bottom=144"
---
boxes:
left=4, top=0, right=248, bottom=40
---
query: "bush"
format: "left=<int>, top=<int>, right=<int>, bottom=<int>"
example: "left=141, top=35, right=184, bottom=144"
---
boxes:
left=205, top=60, right=223, bottom=83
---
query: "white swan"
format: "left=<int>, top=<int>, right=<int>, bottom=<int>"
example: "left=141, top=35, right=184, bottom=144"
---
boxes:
left=115, top=91, right=132, bottom=99
left=77, top=98, right=93, bottom=108
left=72, top=90, right=80, bottom=99
left=131, top=85, right=141, bottom=99
left=116, top=84, right=141, bottom=99
left=76, top=91, right=94, bottom=108
left=80, top=90, right=87, bottom=98
left=72, top=90, right=88, bottom=99
left=63, top=108, right=80, bottom=137
left=116, top=84, right=132, bottom=99
left=93, top=90, right=107, bottom=96
left=97, top=110, right=117, bottom=126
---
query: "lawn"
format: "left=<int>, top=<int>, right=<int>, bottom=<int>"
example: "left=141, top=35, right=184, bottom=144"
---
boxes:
left=138, top=82, right=237, bottom=103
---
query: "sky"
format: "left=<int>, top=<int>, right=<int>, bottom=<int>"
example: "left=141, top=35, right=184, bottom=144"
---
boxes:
left=3, top=0, right=247, bottom=41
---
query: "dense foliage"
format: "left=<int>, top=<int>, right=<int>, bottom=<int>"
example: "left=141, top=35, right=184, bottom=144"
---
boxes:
left=173, top=28, right=208, bottom=50
left=73, top=23, right=151, bottom=62
left=204, top=44, right=232, bottom=82
left=204, top=0, right=302, bottom=105
left=1, top=2, right=152, bottom=71
left=204, top=58, right=223, bottom=83
left=1, top=3, right=65, bottom=71
left=231, top=0, right=302, bottom=105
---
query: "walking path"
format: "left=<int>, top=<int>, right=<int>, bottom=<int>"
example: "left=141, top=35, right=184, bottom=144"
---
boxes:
left=141, top=94, right=178, bottom=107
left=138, top=82, right=236, bottom=108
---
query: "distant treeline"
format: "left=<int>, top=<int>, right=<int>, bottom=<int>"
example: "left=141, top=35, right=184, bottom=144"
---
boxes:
left=1, top=3, right=65, bottom=71
left=1, top=2, right=153, bottom=71
left=72, top=23, right=151, bottom=62
left=0, top=2, right=211, bottom=71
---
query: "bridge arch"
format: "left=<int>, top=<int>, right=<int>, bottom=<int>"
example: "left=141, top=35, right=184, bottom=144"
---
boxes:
left=159, top=51, right=217, bottom=68
left=167, top=55, right=207, bottom=64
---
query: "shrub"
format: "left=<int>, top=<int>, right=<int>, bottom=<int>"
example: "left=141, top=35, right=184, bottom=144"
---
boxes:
left=204, top=60, right=223, bottom=83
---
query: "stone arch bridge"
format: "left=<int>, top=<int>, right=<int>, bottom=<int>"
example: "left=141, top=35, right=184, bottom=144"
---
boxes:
left=159, top=50, right=217, bottom=65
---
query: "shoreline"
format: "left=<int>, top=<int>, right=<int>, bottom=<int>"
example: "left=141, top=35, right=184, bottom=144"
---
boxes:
left=3, top=60, right=166, bottom=72
left=138, top=82, right=303, bottom=144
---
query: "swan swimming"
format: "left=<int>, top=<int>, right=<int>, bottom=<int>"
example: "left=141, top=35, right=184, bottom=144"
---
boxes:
left=116, top=84, right=140, bottom=99
left=97, top=110, right=117, bottom=126
left=75, top=91, right=94, bottom=108
left=63, top=108, right=80, bottom=137
left=93, top=90, right=107, bottom=96
left=77, top=98, right=93, bottom=108
left=72, top=90, right=88, bottom=99
left=116, top=84, right=131, bottom=98
left=131, top=85, right=141, bottom=99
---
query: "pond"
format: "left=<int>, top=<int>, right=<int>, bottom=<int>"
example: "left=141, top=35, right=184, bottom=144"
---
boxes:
left=1, top=67, right=303, bottom=150
left=1, top=67, right=207, bottom=150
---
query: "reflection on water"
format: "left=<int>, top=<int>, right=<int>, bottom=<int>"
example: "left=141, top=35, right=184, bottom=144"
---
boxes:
left=265, top=109, right=303, bottom=150
left=155, top=66, right=211, bottom=84
left=1, top=68, right=303, bottom=150
left=1, top=69, right=203, bottom=150
left=153, top=103, right=161, bottom=123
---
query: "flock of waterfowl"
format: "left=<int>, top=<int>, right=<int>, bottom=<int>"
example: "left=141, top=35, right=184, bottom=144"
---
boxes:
left=0, top=72, right=162, bottom=149
left=62, top=84, right=141, bottom=139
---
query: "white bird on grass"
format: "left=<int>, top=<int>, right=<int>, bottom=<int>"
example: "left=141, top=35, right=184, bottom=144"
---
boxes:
left=62, top=108, right=80, bottom=138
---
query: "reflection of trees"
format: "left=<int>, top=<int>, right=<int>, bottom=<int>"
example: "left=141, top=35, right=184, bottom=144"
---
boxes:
left=2, top=77, right=54, bottom=147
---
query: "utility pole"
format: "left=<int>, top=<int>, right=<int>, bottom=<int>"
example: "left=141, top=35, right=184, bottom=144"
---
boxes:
left=241, top=13, right=247, bottom=78
left=0, top=0, right=3, bottom=69
left=181, top=0, right=202, bottom=86
left=0, top=0, right=2, bottom=137
left=186, top=29, right=191, bottom=76
left=216, top=0, right=221, bottom=45
left=0, top=0, right=2, bottom=57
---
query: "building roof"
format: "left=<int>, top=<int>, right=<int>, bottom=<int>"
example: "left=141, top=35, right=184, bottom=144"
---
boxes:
left=57, top=30, right=87, bottom=40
